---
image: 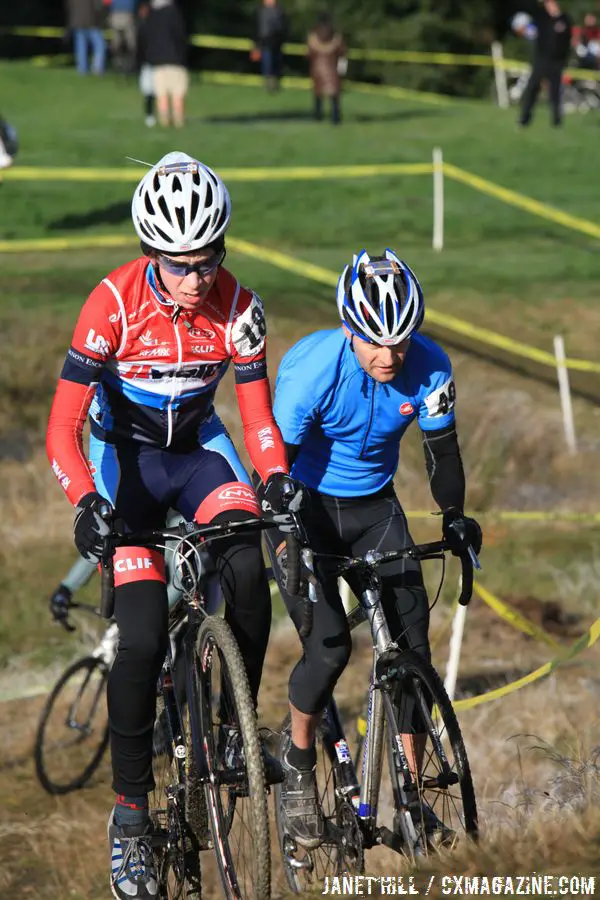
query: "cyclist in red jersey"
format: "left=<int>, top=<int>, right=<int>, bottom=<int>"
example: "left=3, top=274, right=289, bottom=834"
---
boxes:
left=46, top=151, right=300, bottom=900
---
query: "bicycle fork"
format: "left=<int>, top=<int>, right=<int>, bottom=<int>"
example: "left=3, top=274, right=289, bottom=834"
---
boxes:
left=357, top=585, right=419, bottom=850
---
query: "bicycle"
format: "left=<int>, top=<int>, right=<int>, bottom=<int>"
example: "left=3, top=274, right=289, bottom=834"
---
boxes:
left=98, top=513, right=294, bottom=900
left=34, top=603, right=115, bottom=795
left=274, top=538, right=479, bottom=892
left=34, top=545, right=221, bottom=797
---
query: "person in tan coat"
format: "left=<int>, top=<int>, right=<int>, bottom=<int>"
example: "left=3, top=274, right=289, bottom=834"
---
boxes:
left=307, top=14, right=346, bottom=124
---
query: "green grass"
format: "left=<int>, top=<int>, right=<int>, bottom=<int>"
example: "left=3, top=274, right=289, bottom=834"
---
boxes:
left=2, top=61, right=600, bottom=359
left=1, top=59, right=600, bottom=667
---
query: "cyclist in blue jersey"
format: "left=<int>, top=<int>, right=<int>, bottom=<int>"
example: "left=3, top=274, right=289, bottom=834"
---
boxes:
left=267, top=248, right=482, bottom=849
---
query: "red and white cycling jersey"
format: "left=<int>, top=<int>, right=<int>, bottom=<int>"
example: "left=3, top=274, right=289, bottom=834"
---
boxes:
left=47, top=257, right=288, bottom=506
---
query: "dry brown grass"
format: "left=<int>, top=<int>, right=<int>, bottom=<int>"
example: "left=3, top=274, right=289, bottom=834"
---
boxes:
left=2, top=625, right=599, bottom=898
left=2, top=315, right=600, bottom=896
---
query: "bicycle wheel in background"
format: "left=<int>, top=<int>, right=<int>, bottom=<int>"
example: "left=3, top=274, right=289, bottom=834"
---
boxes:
left=34, top=656, right=109, bottom=795
left=380, top=649, right=478, bottom=859
left=274, top=715, right=363, bottom=894
left=196, top=615, right=270, bottom=900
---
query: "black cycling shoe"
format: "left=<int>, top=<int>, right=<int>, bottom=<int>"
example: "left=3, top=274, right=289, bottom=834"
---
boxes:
left=279, top=734, right=324, bottom=850
left=218, top=725, right=283, bottom=784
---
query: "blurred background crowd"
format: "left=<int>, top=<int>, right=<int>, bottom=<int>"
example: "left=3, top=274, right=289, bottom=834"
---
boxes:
left=1, top=0, right=600, bottom=161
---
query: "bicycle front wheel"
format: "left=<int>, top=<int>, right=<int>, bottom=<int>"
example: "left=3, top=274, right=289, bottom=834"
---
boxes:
left=196, top=615, right=270, bottom=900
left=381, top=650, right=477, bottom=857
left=34, top=656, right=109, bottom=794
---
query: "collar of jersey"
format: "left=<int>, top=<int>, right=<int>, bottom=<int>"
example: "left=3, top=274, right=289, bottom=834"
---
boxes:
left=146, top=262, right=176, bottom=314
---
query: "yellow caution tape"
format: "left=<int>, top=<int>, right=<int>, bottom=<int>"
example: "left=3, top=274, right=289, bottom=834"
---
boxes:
left=8, top=26, right=600, bottom=79
left=201, top=70, right=452, bottom=106
left=227, top=237, right=600, bottom=376
left=454, top=616, right=600, bottom=711
left=1, top=226, right=599, bottom=376
left=445, top=162, right=600, bottom=247
left=2, top=162, right=433, bottom=184
left=473, top=582, right=561, bottom=649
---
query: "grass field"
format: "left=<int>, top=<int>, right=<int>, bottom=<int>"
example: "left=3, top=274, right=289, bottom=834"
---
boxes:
left=1, top=58, right=600, bottom=895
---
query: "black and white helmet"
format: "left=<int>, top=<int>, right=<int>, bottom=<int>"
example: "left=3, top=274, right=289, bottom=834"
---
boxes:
left=131, top=151, right=231, bottom=252
left=336, top=248, right=424, bottom=345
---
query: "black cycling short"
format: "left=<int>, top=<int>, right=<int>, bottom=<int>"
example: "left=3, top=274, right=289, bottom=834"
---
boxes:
left=267, top=483, right=431, bottom=729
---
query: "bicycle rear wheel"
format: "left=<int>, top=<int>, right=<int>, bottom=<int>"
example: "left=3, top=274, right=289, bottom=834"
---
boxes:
left=379, top=650, right=477, bottom=858
left=196, top=615, right=270, bottom=900
left=274, top=714, right=363, bottom=894
left=34, top=655, right=109, bottom=794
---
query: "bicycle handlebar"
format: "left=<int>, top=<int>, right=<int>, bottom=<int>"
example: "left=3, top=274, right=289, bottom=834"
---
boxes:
left=99, top=513, right=294, bottom=619
left=323, top=538, right=481, bottom=607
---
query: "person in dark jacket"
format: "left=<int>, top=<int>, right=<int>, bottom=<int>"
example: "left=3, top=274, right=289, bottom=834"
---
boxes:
left=65, top=0, right=107, bottom=75
left=519, top=0, right=573, bottom=127
left=307, top=14, right=346, bottom=125
left=255, top=0, right=287, bottom=92
left=138, top=0, right=188, bottom=127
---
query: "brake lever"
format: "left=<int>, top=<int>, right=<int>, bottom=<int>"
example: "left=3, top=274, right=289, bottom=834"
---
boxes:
left=467, top=545, right=482, bottom=571
left=58, top=616, right=76, bottom=633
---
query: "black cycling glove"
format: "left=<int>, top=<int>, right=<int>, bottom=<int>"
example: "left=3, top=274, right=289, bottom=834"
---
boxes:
left=442, top=507, right=483, bottom=557
left=49, top=584, right=72, bottom=622
left=260, top=473, right=304, bottom=513
left=74, top=491, right=113, bottom=563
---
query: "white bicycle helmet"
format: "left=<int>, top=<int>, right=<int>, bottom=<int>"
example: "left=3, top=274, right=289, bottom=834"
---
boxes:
left=336, top=249, right=424, bottom=346
left=132, top=151, right=231, bottom=253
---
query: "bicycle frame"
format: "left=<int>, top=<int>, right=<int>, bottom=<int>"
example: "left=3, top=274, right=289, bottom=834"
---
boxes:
left=316, top=539, right=476, bottom=852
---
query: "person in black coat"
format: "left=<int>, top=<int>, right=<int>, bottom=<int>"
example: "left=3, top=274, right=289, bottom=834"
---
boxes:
left=519, top=0, right=573, bottom=127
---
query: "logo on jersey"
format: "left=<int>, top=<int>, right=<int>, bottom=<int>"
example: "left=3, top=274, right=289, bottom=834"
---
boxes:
left=115, top=557, right=155, bottom=573
left=138, top=347, right=171, bottom=358
left=399, top=402, right=414, bottom=416
left=424, top=377, right=456, bottom=418
left=218, top=486, right=256, bottom=503
left=140, top=329, right=158, bottom=347
left=84, top=328, right=110, bottom=356
left=190, top=344, right=216, bottom=355
left=257, top=427, right=275, bottom=451
left=187, top=326, right=215, bottom=339
left=51, top=458, right=71, bottom=491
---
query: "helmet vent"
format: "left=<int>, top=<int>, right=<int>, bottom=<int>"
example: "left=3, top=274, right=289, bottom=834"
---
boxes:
left=158, top=196, right=172, bottom=225
left=172, top=175, right=182, bottom=193
left=205, top=181, right=214, bottom=208
left=190, top=192, right=199, bottom=220
left=144, top=193, right=155, bottom=215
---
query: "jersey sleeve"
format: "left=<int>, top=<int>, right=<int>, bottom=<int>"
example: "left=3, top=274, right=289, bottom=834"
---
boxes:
left=417, top=346, right=457, bottom=433
left=46, top=281, right=123, bottom=506
left=273, top=336, right=328, bottom=446
left=229, top=289, right=288, bottom=481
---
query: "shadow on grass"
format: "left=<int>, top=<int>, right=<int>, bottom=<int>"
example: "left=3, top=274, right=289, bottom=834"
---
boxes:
left=200, top=108, right=441, bottom=125
left=49, top=202, right=129, bottom=231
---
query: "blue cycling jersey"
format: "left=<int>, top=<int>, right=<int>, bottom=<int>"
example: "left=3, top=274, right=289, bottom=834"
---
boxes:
left=273, top=328, right=456, bottom=497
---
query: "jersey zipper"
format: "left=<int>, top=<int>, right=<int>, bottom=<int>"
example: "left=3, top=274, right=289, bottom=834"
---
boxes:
left=166, top=314, right=184, bottom=447
left=359, top=379, right=378, bottom=459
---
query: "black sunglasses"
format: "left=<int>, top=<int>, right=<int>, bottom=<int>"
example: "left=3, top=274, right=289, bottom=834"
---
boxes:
left=158, top=248, right=226, bottom=278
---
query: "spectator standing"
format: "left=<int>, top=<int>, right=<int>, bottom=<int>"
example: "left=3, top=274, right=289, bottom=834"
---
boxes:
left=138, top=0, right=188, bottom=127
left=307, top=14, right=346, bottom=125
left=136, top=2, right=156, bottom=126
left=106, top=0, right=138, bottom=72
left=519, top=0, right=573, bottom=127
left=255, top=0, right=287, bottom=92
left=65, top=0, right=107, bottom=75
